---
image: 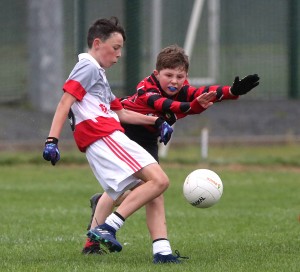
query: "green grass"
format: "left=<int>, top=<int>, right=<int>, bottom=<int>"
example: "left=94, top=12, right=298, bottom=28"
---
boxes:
left=0, top=144, right=299, bottom=271
left=163, top=142, right=300, bottom=166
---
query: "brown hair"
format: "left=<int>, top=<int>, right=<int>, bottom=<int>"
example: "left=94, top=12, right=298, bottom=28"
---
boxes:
left=87, top=16, right=126, bottom=48
left=156, top=44, right=189, bottom=72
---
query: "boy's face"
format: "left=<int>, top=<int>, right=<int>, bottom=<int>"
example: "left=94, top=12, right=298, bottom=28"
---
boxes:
left=154, top=67, right=187, bottom=96
left=93, top=32, right=124, bottom=68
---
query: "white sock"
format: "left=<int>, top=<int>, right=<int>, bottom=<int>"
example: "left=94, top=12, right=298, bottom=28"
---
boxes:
left=153, top=239, right=172, bottom=255
left=105, top=213, right=124, bottom=231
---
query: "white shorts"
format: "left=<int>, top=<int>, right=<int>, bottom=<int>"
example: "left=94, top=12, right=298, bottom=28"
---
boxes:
left=86, top=130, right=157, bottom=200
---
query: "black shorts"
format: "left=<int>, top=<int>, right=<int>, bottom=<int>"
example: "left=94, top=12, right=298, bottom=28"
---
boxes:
left=123, top=124, right=159, bottom=162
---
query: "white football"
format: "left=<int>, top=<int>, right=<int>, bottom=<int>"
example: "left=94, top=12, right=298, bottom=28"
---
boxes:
left=183, top=169, right=223, bottom=208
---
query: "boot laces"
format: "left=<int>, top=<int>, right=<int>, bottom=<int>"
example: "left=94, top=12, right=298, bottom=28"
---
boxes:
left=174, top=250, right=189, bottom=260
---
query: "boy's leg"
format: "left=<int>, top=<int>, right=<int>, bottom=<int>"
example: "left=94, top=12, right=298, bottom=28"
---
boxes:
left=82, top=193, right=114, bottom=254
left=87, top=191, right=132, bottom=230
left=88, top=191, right=132, bottom=230
left=145, top=195, right=167, bottom=240
left=83, top=191, right=132, bottom=254
left=115, top=163, right=169, bottom=219
left=87, top=193, right=103, bottom=230
left=88, top=163, right=169, bottom=252
left=89, top=192, right=115, bottom=229
left=146, top=195, right=185, bottom=263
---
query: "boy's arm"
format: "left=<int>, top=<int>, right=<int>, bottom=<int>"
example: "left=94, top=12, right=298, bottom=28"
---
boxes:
left=116, top=108, right=158, bottom=125
left=186, top=74, right=259, bottom=114
left=194, top=74, right=260, bottom=101
left=43, top=92, right=76, bottom=165
left=115, top=109, right=173, bottom=145
left=47, top=92, right=76, bottom=138
left=186, top=74, right=260, bottom=116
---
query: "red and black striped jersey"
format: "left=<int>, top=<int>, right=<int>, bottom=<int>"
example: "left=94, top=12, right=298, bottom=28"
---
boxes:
left=121, top=73, right=237, bottom=126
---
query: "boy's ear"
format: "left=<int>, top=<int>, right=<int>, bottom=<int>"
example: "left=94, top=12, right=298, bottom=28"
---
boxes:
left=93, top=38, right=102, bottom=48
left=153, top=70, right=159, bottom=76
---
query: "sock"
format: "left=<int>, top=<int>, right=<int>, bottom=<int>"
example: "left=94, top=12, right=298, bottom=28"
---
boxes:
left=84, top=237, right=98, bottom=247
left=153, top=238, right=172, bottom=255
left=105, top=212, right=125, bottom=231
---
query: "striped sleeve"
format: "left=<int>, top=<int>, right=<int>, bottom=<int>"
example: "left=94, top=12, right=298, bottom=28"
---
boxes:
left=193, top=85, right=237, bottom=101
left=143, top=91, right=191, bottom=113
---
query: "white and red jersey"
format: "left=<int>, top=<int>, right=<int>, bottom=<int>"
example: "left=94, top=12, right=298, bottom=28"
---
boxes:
left=63, top=53, right=124, bottom=152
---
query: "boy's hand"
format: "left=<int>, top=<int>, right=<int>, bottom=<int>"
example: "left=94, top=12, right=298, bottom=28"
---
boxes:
left=189, top=92, right=216, bottom=113
left=43, top=137, right=60, bottom=166
left=230, top=74, right=260, bottom=96
left=155, top=117, right=173, bottom=145
left=196, top=92, right=216, bottom=108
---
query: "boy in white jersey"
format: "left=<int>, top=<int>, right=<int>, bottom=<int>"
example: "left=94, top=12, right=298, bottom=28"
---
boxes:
left=43, top=17, right=210, bottom=263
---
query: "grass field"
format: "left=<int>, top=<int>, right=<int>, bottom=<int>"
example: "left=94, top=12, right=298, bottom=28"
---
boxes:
left=0, top=144, right=299, bottom=272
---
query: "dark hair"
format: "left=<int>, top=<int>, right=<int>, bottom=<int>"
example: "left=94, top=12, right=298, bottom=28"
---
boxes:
left=87, top=16, right=126, bottom=48
left=156, top=44, right=189, bottom=72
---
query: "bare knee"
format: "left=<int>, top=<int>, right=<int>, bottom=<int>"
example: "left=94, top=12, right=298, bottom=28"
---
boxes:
left=135, top=163, right=170, bottom=192
left=153, top=172, right=169, bottom=191
left=148, top=165, right=169, bottom=191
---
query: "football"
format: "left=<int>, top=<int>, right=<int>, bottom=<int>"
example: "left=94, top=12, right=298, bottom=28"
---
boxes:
left=183, top=169, right=223, bottom=208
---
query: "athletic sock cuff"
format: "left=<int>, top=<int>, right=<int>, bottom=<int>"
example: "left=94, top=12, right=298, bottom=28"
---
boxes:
left=153, top=238, right=168, bottom=244
left=113, top=211, right=125, bottom=222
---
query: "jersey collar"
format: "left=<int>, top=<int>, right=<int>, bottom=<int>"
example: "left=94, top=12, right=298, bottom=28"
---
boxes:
left=150, top=73, right=170, bottom=98
left=78, top=53, right=105, bottom=72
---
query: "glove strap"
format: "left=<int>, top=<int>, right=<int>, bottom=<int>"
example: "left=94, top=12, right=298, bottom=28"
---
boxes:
left=45, top=137, right=58, bottom=145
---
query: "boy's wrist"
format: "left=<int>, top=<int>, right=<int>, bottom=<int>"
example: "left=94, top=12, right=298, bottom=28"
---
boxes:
left=45, top=137, right=59, bottom=145
left=154, top=117, right=165, bottom=128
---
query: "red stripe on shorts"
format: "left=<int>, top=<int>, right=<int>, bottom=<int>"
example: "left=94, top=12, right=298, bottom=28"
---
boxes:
left=103, top=136, right=142, bottom=172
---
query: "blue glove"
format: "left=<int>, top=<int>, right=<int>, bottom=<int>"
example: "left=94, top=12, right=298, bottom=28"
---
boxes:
left=43, top=137, right=60, bottom=166
left=155, top=117, right=173, bottom=145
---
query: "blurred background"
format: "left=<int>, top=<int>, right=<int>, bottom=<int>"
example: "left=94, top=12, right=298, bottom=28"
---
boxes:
left=1, top=0, right=300, bottom=152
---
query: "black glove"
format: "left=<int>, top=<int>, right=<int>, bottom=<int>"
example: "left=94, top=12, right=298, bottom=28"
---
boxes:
left=43, top=137, right=60, bottom=166
left=230, top=74, right=260, bottom=96
left=155, top=117, right=173, bottom=145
